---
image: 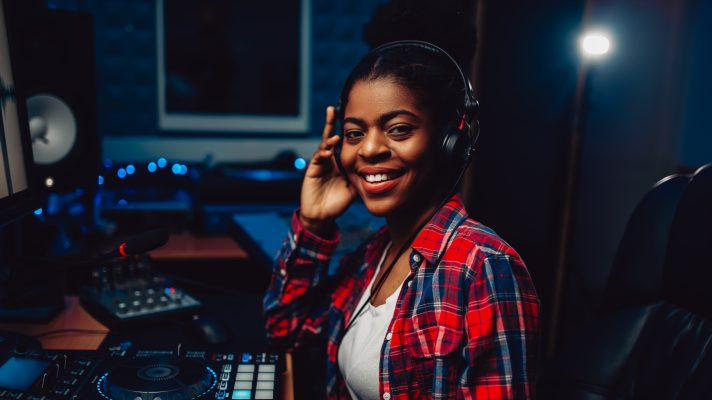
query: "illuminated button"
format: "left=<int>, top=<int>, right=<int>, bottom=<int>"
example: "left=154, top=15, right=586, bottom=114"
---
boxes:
left=256, top=381, right=274, bottom=390
left=234, top=381, right=252, bottom=390
left=220, top=381, right=229, bottom=390
left=258, top=364, right=275, bottom=373
left=222, top=372, right=230, bottom=381
left=235, top=372, right=253, bottom=381
left=217, top=391, right=226, bottom=400
left=223, top=364, right=233, bottom=373
left=241, top=352, right=250, bottom=363
left=255, top=389, right=274, bottom=399
left=232, top=390, right=251, bottom=399
left=237, top=364, right=255, bottom=373
left=257, top=372, right=275, bottom=381
left=227, top=354, right=235, bottom=361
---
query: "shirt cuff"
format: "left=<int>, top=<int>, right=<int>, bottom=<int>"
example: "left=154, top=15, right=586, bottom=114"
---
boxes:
left=290, top=210, right=341, bottom=256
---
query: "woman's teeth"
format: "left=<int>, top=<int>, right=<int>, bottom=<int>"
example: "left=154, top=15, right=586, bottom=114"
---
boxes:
left=365, top=174, right=390, bottom=183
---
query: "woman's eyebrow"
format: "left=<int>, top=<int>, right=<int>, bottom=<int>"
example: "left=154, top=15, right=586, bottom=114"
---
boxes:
left=378, top=109, right=420, bottom=126
left=343, top=117, right=365, bottom=126
left=343, top=109, right=420, bottom=127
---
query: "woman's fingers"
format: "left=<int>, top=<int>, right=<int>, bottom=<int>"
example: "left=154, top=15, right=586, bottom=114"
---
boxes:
left=322, top=106, right=336, bottom=141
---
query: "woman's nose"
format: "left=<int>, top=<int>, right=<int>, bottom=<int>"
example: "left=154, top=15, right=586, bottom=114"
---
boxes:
left=358, top=130, right=391, bottom=162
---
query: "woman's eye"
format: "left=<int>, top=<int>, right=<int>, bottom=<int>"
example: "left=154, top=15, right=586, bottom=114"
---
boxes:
left=388, top=125, right=414, bottom=137
left=344, top=130, right=364, bottom=141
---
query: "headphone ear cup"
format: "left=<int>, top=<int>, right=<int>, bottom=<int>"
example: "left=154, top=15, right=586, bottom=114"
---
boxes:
left=440, top=124, right=470, bottom=170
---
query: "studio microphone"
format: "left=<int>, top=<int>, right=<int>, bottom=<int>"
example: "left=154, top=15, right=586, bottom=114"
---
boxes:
left=100, top=228, right=170, bottom=261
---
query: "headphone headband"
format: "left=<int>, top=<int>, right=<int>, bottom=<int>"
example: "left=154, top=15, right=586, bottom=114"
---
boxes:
left=369, top=40, right=479, bottom=120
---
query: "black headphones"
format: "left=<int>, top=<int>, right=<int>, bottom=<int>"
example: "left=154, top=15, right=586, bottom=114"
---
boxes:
left=333, top=40, right=480, bottom=179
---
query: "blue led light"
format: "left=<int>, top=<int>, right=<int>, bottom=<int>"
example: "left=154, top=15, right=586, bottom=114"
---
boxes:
left=294, top=157, right=307, bottom=170
left=147, top=162, right=157, bottom=173
left=117, top=168, right=127, bottom=179
left=96, top=373, right=110, bottom=399
left=172, top=163, right=182, bottom=174
left=98, top=175, right=104, bottom=185
left=118, top=199, right=127, bottom=206
left=34, top=208, right=43, bottom=215
left=126, top=164, right=135, bottom=175
left=180, top=165, right=188, bottom=175
left=157, top=157, right=167, bottom=168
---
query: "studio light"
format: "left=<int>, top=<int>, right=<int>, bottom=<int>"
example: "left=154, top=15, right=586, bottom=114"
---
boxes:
left=580, top=32, right=611, bottom=57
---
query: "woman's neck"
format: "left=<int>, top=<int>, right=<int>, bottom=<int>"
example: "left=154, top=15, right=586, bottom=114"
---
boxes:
left=385, top=194, right=446, bottom=251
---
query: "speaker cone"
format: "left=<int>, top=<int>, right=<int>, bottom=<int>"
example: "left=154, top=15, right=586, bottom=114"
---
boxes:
left=26, top=93, right=77, bottom=165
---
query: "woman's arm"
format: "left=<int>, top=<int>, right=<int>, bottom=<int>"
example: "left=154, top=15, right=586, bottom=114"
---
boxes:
left=459, top=253, right=541, bottom=399
left=263, top=211, right=341, bottom=350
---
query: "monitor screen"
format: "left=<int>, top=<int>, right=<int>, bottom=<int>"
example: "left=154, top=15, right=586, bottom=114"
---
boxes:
left=158, top=0, right=310, bottom=133
left=103, top=0, right=319, bottom=164
left=0, top=0, right=38, bottom=226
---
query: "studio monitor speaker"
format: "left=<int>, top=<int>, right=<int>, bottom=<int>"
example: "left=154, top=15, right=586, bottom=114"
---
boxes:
left=7, top=7, right=98, bottom=193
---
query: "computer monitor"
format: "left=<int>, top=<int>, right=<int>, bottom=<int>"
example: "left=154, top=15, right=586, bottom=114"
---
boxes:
left=0, top=0, right=39, bottom=226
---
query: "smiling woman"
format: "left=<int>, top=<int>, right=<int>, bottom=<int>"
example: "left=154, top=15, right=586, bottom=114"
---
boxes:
left=263, top=42, right=540, bottom=400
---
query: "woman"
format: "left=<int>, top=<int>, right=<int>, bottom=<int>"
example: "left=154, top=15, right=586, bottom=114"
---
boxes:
left=264, top=42, right=540, bottom=399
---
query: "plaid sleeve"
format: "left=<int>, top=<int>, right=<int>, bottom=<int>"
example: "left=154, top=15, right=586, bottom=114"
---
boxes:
left=460, top=254, right=540, bottom=399
left=263, top=210, right=341, bottom=350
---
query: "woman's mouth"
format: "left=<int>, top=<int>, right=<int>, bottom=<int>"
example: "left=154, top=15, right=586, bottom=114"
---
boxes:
left=358, top=170, right=405, bottom=195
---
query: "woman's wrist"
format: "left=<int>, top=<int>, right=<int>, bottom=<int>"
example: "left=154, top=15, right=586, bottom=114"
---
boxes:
left=298, top=212, right=336, bottom=238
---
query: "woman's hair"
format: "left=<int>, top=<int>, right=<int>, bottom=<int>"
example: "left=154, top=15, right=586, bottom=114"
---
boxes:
left=338, top=44, right=467, bottom=135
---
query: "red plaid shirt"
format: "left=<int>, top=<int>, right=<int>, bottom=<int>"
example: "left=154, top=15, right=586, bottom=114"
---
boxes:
left=264, top=195, right=540, bottom=399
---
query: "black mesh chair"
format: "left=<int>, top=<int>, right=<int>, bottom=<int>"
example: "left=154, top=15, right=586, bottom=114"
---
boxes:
left=540, top=164, right=712, bottom=399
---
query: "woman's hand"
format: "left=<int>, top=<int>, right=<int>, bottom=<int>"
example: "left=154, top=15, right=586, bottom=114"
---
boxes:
left=299, top=106, right=357, bottom=236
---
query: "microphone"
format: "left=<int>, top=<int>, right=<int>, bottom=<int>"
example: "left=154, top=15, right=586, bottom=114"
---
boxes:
left=101, top=228, right=170, bottom=260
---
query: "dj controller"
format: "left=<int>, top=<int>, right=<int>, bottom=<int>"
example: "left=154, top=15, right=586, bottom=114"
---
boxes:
left=0, top=335, right=283, bottom=400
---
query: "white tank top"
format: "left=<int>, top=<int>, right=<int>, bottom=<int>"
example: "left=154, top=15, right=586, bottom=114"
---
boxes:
left=338, top=243, right=405, bottom=400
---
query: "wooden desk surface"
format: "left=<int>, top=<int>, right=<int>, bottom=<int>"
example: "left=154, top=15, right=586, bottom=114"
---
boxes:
left=0, top=296, right=107, bottom=350
left=150, top=232, right=249, bottom=260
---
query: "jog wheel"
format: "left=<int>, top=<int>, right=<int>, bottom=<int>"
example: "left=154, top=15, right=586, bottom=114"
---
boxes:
left=98, top=356, right=217, bottom=400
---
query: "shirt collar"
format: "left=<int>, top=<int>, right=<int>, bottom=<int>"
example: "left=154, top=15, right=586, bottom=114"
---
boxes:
left=410, top=194, right=469, bottom=268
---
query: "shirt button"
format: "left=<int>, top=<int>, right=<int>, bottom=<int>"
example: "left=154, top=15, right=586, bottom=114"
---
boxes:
left=385, top=332, right=392, bottom=341
left=279, top=269, right=287, bottom=277
left=412, top=254, right=421, bottom=263
left=383, top=393, right=391, bottom=400
left=407, top=281, right=412, bottom=288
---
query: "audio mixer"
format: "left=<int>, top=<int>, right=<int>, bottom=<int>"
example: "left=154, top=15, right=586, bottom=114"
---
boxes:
left=79, top=255, right=202, bottom=328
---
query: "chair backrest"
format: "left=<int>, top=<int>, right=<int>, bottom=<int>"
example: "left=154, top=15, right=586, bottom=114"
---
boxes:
left=663, top=164, right=712, bottom=317
left=602, top=174, right=690, bottom=312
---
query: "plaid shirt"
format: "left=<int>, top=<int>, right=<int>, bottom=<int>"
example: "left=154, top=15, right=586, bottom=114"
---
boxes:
left=264, top=195, right=540, bottom=399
